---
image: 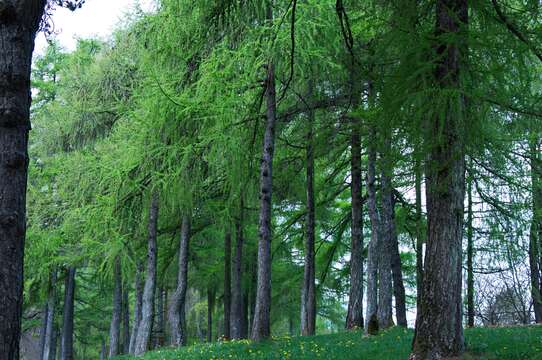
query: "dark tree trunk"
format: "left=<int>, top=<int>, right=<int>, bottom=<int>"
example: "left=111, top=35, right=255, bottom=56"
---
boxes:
left=378, top=136, right=394, bottom=329
left=224, top=232, right=232, bottom=339
left=242, top=286, right=250, bottom=338
left=247, top=258, right=257, bottom=338
left=414, top=157, right=424, bottom=319
left=109, top=257, right=122, bottom=357
left=129, top=262, right=144, bottom=354
left=43, top=270, right=57, bottom=360
left=251, top=62, right=277, bottom=341
left=134, top=192, right=159, bottom=355
left=168, top=215, right=190, bottom=346
left=122, top=281, right=130, bottom=354
left=231, top=203, right=245, bottom=339
left=390, top=195, right=407, bottom=327
left=466, top=171, right=475, bottom=327
left=365, top=124, right=380, bottom=335
left=61, top=267, right=76, bottom=360
left=346, top=100, right=364, bottom=330
left=50, top=325, right=58, bottom=360
left=0, top=3, right=46, bottom=358
left=301, top=93, right=316, bottom=336
left=40, top=303, right=48, bottom=360
left=154, top=287, right=165, bottom=347
left=529, top=137, right=542, bottom=323
left=411, top=0, right=468, bottom=357
left=207, top=288, right=215, bottom=342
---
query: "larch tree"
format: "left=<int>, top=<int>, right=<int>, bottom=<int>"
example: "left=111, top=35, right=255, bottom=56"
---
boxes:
left=411, top=0, right=468, bottom=358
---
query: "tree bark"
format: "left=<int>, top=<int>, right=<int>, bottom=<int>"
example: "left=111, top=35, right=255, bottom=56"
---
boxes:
left=40, top=301, right=49, bottom=359
left=224, top=231, right=232, bottom=339
left=414, top=157, right=424, bottom=320
left=122, top=281, right=130, bottom=354
left=43, top=270, right=57, bottom=360
left=411, top=0, right=467, bottom=357
left=109, top=257, right=122, bottom=357
left=529, top=136, right=542, bottom=323
left=466, top=170, right=475, bottom=327
left=129, top=262, right=143, bottom=354
left=378, top=136, right=394, bottom=329
left=134, top=192, right=159, bottom=355
left=207, top=288, right=215, bottom=342
left=231, top=202, right=245, bottom=339
left=301, top=89, right=316, bottom=336
left=364, top=124, right=380, bottom=335
left=0, top=3, right=46, bottom=358
left=50, top=325, right=58, bottom=360
left=61, top=267, right=76, bottom=360
left=346, top=99, right=364, bottom=330
left=154, top=287, right=165, bottom=347
left=40, top=303, right=48, bottom=360
left=389, top=195, right=407, bottom=327
left=168, top=214, right=190, bottom=346
left=248, top=263, right=256, bottom=338
left=243, top=284, right=250, bottom=338
left=251, top=61, right=277, bottom=342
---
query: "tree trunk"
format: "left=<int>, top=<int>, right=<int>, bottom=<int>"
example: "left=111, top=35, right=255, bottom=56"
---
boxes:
left=134, top=192, right=159, bottom=355
left=43, top=270, right=57, bottom=360
left=466, top=170, right=475, bottom=327
left=251, top=60, right=277, bottom=341
left=301, top=91, right=316, bottom=336
left=129, top=262, right=144, bottom=354
left=109, top=257, right=122, bottom=357
left=346, top=99, right=364, bottom=330
left=414, top=157, right=424, bottom=320
left=247, top=258, right=257, bottom=338
left=243, top=285, right=250, bottom=338
left=0, top=3, right=46, bottom=358
left=122, top=281, right=130, bottom=354
left=389, top=195, right=407, bottom=327
left=378, top=135, right=394, bottom=329
left=365, top=124, right=380, bottom=335
left=224, top=231, right=232, bottom=339
left=411, top=0, right=467, bottom=357
left=154, top=287, right=165, bottom=347
left=50, top=325, right=58, bottom=360
left=231, top=202, right=245, bottom=339
left=207, top=288, right=215, bottom=342
left=40, top=303, right=48, bottom=360
left=529, top=137, right=542, bottom=323
left=168, top=214, right=190, bottom=346
left=61, top=267, right=76, bottom=360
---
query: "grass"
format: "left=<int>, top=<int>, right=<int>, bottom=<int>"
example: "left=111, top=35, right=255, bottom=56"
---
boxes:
left=118, top=325, right=542, bottom=360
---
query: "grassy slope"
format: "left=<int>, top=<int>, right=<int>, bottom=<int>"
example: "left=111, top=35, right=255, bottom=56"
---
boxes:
left=119, top=326, right=542, bottom=360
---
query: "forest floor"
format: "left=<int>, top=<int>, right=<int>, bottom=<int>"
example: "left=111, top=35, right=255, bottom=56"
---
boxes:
left=118, top=325, right=542, bottom=359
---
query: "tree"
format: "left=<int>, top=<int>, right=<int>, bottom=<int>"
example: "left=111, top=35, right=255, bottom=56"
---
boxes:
left=223, top=232, right=232, bottom=339
left=134, top=192, right=159, bottom=355
left=0, top=3, right=46, bottom=357
left=300, top=82, right=316, bottom=336
left=61, top=267, right=76, bottom=360
left=251, top=55, right=277, bottom=341
left=169, top=215, right=191, bottom=346
left=108, top=256, right=122, bottom=357
left=411, top=0, right=468, bottom=357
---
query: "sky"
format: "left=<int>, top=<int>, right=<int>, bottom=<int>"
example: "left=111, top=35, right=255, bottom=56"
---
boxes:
left=35, top=0, right=155, bottom=55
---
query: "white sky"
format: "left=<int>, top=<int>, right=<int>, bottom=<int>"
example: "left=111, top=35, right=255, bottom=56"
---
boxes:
left=35, top=0, right=155, bottom=55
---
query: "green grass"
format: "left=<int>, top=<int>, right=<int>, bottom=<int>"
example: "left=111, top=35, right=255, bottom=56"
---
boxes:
left=118, top=326, right=542, bottom=359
